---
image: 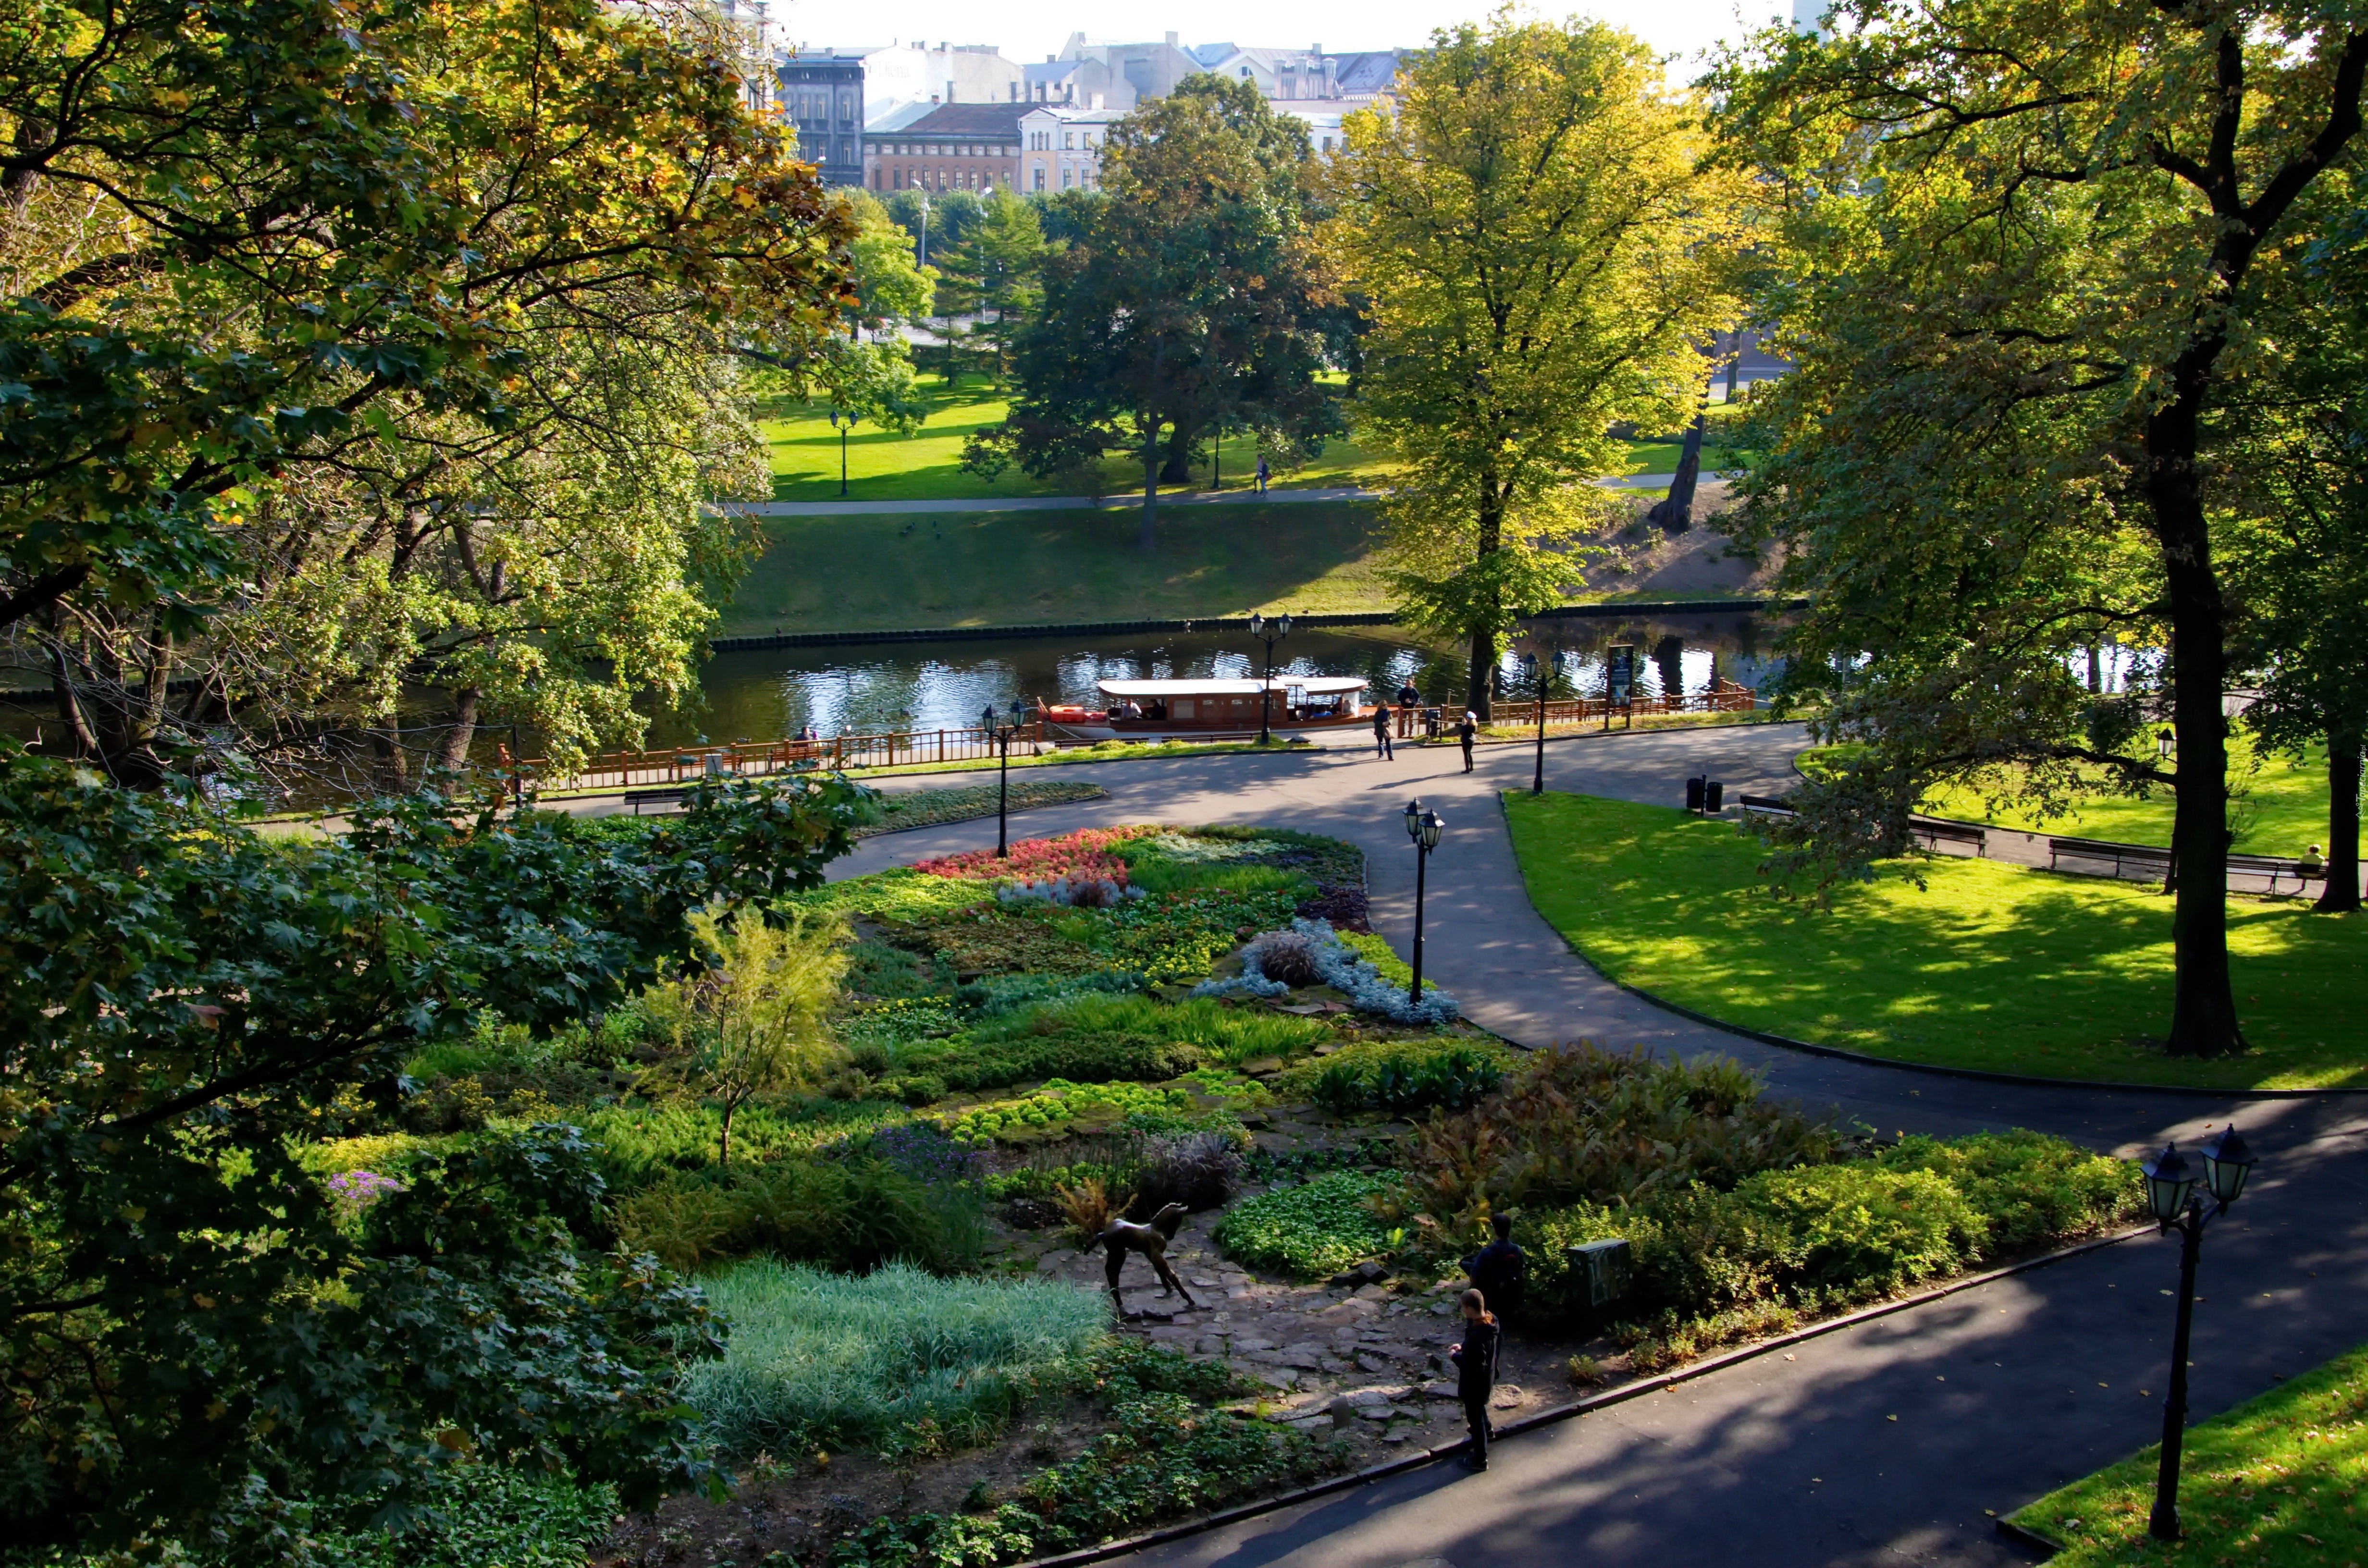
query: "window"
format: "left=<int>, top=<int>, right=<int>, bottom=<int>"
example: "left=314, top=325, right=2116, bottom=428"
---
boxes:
left=1062, top=132, right=1074, bottom=149
left=1062, top=166, right=1073, bottom=188
left=1032, top=165, right=1045, bottom=190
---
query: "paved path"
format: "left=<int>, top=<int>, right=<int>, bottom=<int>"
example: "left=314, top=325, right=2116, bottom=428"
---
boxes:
left=591, top=726, right=2368, bottom=1566
left=722, top=475, right=1682, bottom=517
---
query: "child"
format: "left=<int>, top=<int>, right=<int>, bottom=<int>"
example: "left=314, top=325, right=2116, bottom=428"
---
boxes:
left=1448, top=1286, right=1501, bottom=1470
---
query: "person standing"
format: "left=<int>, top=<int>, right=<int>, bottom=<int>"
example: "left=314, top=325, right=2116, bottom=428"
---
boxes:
left=1463, top=1213, right=1527, bottom=1319
left=1370, top=701, right=1394, bottom=760
left=1449, top=1287, right=1501, bottom=1471
left=1457, top=710, right=1478, bottom=772
left=1256, top=454, right=1270, bottom=495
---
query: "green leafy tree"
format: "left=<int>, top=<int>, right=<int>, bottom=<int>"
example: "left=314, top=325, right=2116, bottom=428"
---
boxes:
left=963, top=76, right=1341, bottom=549
left=1, top=0, right=854, bottom=789
left=1711, top=0, right=2368, bottom=1054
left=0, top=750, right=874, bottom=1553
left=656, top=907, right=851, bottom=1164
left=1328, top=15, right=1747, bottom=715
left=940, top=188, right=1051, bottom=382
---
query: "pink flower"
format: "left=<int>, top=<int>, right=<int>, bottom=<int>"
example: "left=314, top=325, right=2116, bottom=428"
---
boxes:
left=915, top=824, right=1159, bottom=884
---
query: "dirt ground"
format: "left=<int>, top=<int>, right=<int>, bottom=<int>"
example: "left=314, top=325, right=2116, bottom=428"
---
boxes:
left=1584, top=482, right=1782, bottom=600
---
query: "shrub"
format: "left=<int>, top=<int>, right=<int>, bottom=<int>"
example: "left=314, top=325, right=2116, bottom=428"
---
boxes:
left=1194, top=919, right=1459, bottom=1023
left=1214, top=1171, right=1396, bottom=1278
left=783, top=866, right=996, bottom=923
left=682, top=1261, right=1110, bottom=1458
left=1243, top=930, right=1325, bottom=987
left=892, top=1028, right=1203, bottom=1095
left=611, top=1154, right=984, bottom=1276
left=1732, top=1164, right=1984, bottom=1295
left=582, top=1098, right=906, bottom=1189
left=1307, top=1043, right=1504, bottom=1115
left=915, top=825, right=1158, bottom=885
left=1053, top=1176, right=1133, bottom=1244
left=926, top=1079, right=1221, bottom=1147
left=1270, top=1035, right=1517, bottom=1105
left=1133, top=1131, right=1246, bottom=1213
left=1875, top=1130, right=2143, bottom=1256
left=1392, top=1042, right=1838, bottom=1240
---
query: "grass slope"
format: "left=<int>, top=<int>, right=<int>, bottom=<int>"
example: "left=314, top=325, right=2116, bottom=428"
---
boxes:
left=719, top=503, right=1390, bottom=636
left=1918, top=740, right=2353, bottom=858
left=1502, top=792, right=2367, bottom=1090
left=2010, top=1343, right=2368, bottom=1567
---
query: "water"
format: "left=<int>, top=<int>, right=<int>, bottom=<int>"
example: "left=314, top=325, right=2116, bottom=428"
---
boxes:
left=648, top=611, right=1790, bottom=747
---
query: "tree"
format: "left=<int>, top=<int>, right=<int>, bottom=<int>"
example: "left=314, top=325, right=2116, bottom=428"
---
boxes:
left=938, top=188, right=1051, bottom=382
left=0, top=753, right=873, bottom=1552
left=963, top=76, right=1341, bottom=550
left=661, top=907, right=850, bottom=1164
left=1, top=0, right=853, bottom=789
left=1712, top=0, right=2368, bottom=1054
left=1328, top=15, right=1747, bottom=716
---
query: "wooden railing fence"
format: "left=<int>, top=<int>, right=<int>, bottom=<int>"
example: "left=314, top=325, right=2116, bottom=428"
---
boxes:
left=506, top=722, right=1047, bottom=794
left=1395, top=682, right=1756, bottom=737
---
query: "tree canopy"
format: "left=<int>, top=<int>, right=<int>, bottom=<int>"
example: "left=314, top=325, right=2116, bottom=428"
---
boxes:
left=1330, top=15, right=1747, bottom=715
left=1712, top=0, right=2368, bottom=1053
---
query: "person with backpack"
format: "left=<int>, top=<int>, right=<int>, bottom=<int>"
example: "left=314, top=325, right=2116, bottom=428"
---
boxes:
left=1463, top=1213, right=1526, bottom=1319
left=1449, top=1287, right=1502, bottom=1471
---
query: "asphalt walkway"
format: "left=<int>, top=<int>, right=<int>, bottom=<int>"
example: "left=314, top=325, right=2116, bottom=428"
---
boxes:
left=724, top=474, right=1680, bottom=517
left=593, top=725, right=2368, bottom=1566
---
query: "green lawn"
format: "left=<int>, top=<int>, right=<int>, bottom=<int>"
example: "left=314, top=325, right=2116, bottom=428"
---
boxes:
left=761, top=382, right=1693, bottom=502
left=1502, top=792, right=2367, bottom=1090
left=2009, top=1343, right=2368, bottom=1567
left=1918, top=740, right=2353, bottom=859
left=717, top=502, right=1391, bottom=637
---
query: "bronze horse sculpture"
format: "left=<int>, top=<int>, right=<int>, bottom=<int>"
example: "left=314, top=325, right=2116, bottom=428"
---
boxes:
left=1097, top=1202, right=1197, bottom=1314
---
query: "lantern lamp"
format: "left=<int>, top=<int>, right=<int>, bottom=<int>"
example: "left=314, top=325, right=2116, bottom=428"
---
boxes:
left=2199, top=1125, right=2255, bottom=1210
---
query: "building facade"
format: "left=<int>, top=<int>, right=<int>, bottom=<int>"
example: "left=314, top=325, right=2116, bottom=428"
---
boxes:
left=863, top=103, right=1028, bottom=193
left=1187, top=43, right=1403, bottom=110
left=1017, top=106, right=1121, bottom=192
left=850, top=42, right=1024, bottom=120
left=777, top=54, right=866, bottom=186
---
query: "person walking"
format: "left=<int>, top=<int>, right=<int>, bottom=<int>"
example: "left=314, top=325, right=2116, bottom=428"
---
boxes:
left=1370, top=701, right=1394, bottom=760
left=1457, top=710, right=1478, bottom=772
left=1463, top=1213, right=1527, bottom=1319
left=1449, top=1287, right=1502, bottom=1471
left=1255, top=454, right=1270, bottom=495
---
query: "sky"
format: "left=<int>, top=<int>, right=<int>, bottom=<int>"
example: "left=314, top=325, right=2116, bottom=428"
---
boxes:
left=793, top=0, right=1792, bottom=83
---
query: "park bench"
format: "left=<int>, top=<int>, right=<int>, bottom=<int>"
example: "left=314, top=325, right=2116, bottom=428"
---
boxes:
left=2226, top=851, right=2328, bottom=897
left=2048, top=836, right=2171, bottom=880
left=1907, top=817, right=1987, bottom=857
left=1737, top=793, right=1793, bottom=817
left=624, top=787, right=687, bottom=816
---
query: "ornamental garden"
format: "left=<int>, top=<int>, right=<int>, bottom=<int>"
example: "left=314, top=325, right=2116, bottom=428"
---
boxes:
left=297, top=818, right=2146, bottom=1568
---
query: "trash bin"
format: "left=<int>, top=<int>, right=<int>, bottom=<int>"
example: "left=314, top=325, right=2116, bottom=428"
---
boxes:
left=1685, top=775, right=1706, bottom=812
left=1703, top=780, right=1725, bottom=814
left=1423, top=706, right=1443, bottom=739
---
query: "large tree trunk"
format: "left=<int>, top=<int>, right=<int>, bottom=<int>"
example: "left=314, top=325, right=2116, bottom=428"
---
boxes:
left=436, top=686, right=481, bottom=783
left=1467, top=478, right=1504, bottom=721
left=1647, top=411, right=1706, bottom=532
left=1139, top=417, right=1159, bottom=553
left=2321, top=726, right=2363, bottom=915
left=2146, top=393, right=2244, bottom=1057
left=1158, top=420, right=1196, bottom=486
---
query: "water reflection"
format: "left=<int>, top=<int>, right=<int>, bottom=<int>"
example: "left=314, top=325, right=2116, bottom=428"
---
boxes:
left=652, top=611, right=1792, bottom=746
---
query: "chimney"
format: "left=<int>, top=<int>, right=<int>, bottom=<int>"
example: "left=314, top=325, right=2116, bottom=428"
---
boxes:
left=1165, top=30, right=1178, bottom=47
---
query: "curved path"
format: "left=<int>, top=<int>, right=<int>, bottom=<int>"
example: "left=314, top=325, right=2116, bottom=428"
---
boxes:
left=765, top=727, right=2364, bottom=1567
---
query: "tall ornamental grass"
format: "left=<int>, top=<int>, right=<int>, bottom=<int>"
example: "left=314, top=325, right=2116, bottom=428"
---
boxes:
left=686, top=1262, right=1110, bottom=1457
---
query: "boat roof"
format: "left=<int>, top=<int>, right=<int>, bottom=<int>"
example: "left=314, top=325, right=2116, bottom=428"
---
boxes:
left=1096, top=676, right=1367, bottom=696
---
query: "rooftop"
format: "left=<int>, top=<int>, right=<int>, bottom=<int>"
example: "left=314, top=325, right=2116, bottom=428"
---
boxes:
left=865, top=102, right=1028, bottom=137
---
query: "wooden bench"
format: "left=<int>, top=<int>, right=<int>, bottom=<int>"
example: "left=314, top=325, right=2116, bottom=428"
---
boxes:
left=1907, top=817, right=1987, bottom=857
left=625, top=788, right=687, bottom=816
left=2049, top=836, right=2171, bottom=880
left=1737, top=793, right=1794, bottom=817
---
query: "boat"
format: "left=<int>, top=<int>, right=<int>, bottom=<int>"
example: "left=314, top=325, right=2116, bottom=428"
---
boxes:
left=1042, top=676, right=1372, bottom=741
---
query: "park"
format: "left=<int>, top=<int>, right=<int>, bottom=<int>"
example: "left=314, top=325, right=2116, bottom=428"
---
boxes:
left=1, top=4, right=2363, bottom=1568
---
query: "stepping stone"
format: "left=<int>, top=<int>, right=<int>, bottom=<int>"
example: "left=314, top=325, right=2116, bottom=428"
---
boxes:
left=1489, top=1385, right=1525, bottom=1409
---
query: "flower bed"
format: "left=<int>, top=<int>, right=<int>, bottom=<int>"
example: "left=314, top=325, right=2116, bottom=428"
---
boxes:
left=916, top=824, right=1160, bottom=884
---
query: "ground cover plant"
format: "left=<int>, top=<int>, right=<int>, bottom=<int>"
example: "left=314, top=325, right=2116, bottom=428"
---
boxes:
left=2009, top=1341, right=2368, bottom=1566
left=1216, top=1171, right=1401, bottom=1278
left=1503, top=792, right=2368, bottom=1089
left=862, top=778, right=1106, bottom=836
left=684, top=1262, right=1111, bottom=1458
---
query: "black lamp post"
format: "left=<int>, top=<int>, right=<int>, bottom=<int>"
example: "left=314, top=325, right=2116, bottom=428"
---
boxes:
left=827, top=408, right=855, bottom=496
left=1403, top=798, right=1444, bottom=1003
left=2138, top=1125, right=2259, bottom=1541
left=1518, top=650, right=1554, bottom=795
left=1248, top=611, right=1293, bottom=746
left=993, top=717, right=1016, bottom=858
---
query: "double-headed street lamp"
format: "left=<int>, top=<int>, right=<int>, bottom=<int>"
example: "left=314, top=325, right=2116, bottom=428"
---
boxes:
left=1402, top=799, right=1444, bottom=1003
left=827, top=408, right=857, bottom=497
left=1248, top=611, right=1292, bottom=746
left=2137, top=1126, right=2259, bottom=1541
left=985, top=705, right=1017, bottom=858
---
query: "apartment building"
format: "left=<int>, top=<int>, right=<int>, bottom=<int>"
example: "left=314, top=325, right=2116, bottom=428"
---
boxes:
left=777, top=53, right=866, bottom=186
left=1017, top=106, right=1122, bottom=192
left=1187, top=43, right=1403, bottom=109
left=863, top=103, right=1028, bottom=193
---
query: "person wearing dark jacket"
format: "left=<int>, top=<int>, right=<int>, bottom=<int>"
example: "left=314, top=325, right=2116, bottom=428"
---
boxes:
left=1370, top=703, right=1394, bottom=760
left=1457, top=711, right=1478, bottom=772
left=1449, top=1287, right=1501, bottom=1470
left=1464, top=1213, right=1526, bottom=1318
